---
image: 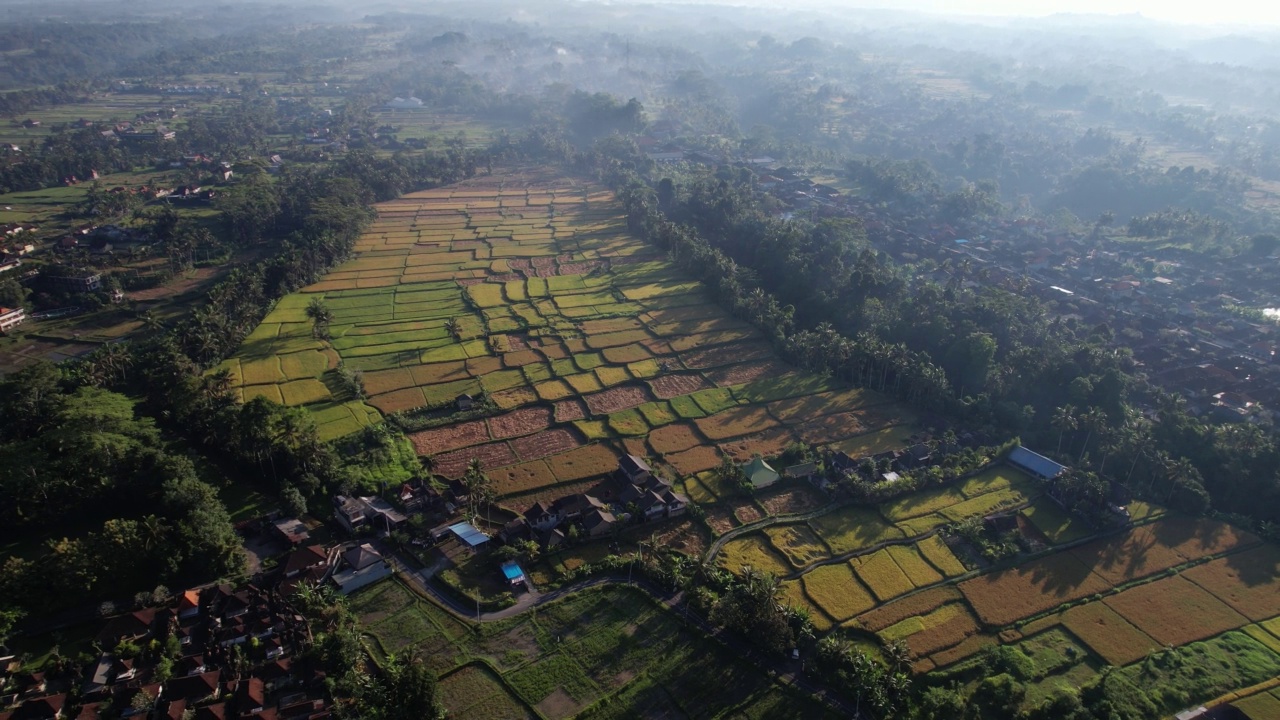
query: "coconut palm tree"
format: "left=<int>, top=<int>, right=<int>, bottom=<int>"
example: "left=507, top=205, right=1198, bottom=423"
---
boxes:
left=305, top=298, right=333, bottom=340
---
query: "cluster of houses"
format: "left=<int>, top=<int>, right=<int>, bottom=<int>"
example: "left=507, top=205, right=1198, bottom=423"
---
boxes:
left=499, top=455, right=689, bottom=549
left=0, top=583, right=332, bottom=720
left=642, top=126, right=1280, bottom=427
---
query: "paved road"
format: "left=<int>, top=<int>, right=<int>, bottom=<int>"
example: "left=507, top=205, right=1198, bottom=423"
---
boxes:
left=387, top=554, right=869, bottom=719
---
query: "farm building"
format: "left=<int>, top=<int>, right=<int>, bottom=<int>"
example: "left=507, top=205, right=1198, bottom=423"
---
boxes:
left=744, top=458, right=779, bottom=489
left=444, top=521, right=492, bottom=551
left=1007, top=446, right=1067, bottom=480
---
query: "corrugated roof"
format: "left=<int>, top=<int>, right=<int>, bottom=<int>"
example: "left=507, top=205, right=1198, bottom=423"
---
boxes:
left=448, top=522, right=491, bottom=547
left=1008, top=446, right=1067, bottom=479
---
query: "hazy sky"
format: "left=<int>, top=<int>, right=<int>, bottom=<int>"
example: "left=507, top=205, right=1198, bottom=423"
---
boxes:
left=853, top=0, right=1280, bottom=27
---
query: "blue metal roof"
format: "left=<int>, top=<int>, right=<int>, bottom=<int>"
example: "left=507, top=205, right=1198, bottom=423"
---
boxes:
left=1008, top=446, right=1067, bottom=479
left=448, top=522, right=491, bottom=547
left=501, top=562, right=525, bottom=581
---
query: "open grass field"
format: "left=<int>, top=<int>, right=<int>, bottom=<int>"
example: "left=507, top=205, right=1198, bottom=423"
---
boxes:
left=353, top=580, right=837, bottom=720
left=223, top=167, right=916, bottom=498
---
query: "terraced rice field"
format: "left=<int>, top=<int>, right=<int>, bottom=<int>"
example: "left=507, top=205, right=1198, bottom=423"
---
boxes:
left=838, top=510, right=1280, bottom=704
left=223, top=167, right=917, bottom=500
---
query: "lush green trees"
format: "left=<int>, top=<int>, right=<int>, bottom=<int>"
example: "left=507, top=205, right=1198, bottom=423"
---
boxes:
left=0, top=366, right=243, bottom=619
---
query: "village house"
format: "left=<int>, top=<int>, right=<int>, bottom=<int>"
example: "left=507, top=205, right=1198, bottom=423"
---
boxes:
left=333, top=495, right=407, bottom=535
left=330, top=543, right=391, bottom=595
left=0, top=307, right=25, bottom=333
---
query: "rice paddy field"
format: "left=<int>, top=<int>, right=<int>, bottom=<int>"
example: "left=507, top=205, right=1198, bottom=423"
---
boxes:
left=827, top=510, right=1280, bottom=716
left=352, top=579, right=838, bottom=720
left=222, top=167, right=918, bottom=485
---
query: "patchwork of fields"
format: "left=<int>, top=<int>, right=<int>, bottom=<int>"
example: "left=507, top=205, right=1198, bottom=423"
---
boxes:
left=717, top=467, right=1037, bottom=630
left=224, top=168, right=916, bottom=501
left=837, top=512, right=1280, bottom=713
left=353, top=580, right=837, bottom=720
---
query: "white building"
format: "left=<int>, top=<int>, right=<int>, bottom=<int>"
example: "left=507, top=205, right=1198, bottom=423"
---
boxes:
left=0, top=306, right=25, bottom=333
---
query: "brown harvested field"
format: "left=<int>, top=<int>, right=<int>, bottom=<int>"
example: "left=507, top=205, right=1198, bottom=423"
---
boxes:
left=767, top=389, right=885, bottom=424
left=553, top=399, right=587, bottom=422
left=705, top=360, right=790, bottom=388
left=649, top=373, right=711, bottom=400
left=1151, top=515, right=1261, bottom=561
left=488, top=406, right=553, bottom=440
left=654, top=519, right=709, bottom=557
left=905, top=608, right=982, bottom=659
left=856, top=587, right=965, bottom=632
left=410, top=360, right=471, bottom=386
left=583, top=385, right=652, bottom=415
left=1059, top=602, right=1161, bottom=666
left=409, top=420, right=491, bottom=455
left=492, top=460, right=560, bottom=496
left=1104, top=575, right=1248, bottom=647
left=648, top=423, right=703, bottom=454
left=732, top=500, right=765, bottom=526
left=363, top=368, right=416, bottom=395
left=545, top=444, right=620, bottom=482
left=1069, top=522, right=1191, bottom=586
left=368, top=387, right=427, bottom=415
left=758, top=485, right=828, bottom=515
left=680, top=342, right=772, bottom=370
left=432, top=442, right=519, bottom=478
left=665, top=445, right=723, bottom=475
left=795, top=408, right=904, bottom=445
left=959, top=551, right=1112, bottom=627
left=510, top=428, right=584, bottom=462
left=705, top=507, right=736, bottom=535
left=718, top=427, right=800, bottom=461
left=503, top=349, right=543, bottom=367
left=601, top=343, right=653, bottom=364
left=694, top=406, right=779, bottom=441
left=1182, top=544, right=1280, bottom=621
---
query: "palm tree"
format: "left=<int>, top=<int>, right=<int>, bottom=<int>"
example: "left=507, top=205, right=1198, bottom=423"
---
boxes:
left=1051, top=405, right=1077, bottom=456
left=1078, top=407, right=1107, bottom=464
left=305, top=298, right=333, bottom=340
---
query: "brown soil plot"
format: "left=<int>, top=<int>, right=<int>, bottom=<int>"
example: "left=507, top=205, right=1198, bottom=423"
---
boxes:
left=717, top=427, right=800, bottom=461
left=705, top=360, right=790, bottom=388
left=583, top=385, right=652, bottom=415
left=432, top=442, right=519, bottom=478
left=648, top=423, right=703, bottom=454
left=665, top=445, right=723, bottom=475
left=409, top=420, right=491, bottom=456
left=680, top=342, right=773, bottom=370
left=649, top=373, right=710, bottom=400
left=488, top=406, right=553, bottom=440
left=553, top=399, right=588, bottom=422
left=510, top=428, right=584, bottom=462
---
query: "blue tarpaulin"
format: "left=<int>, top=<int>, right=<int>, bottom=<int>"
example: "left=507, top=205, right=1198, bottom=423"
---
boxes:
left=501, top=562, right=526, bottom=583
